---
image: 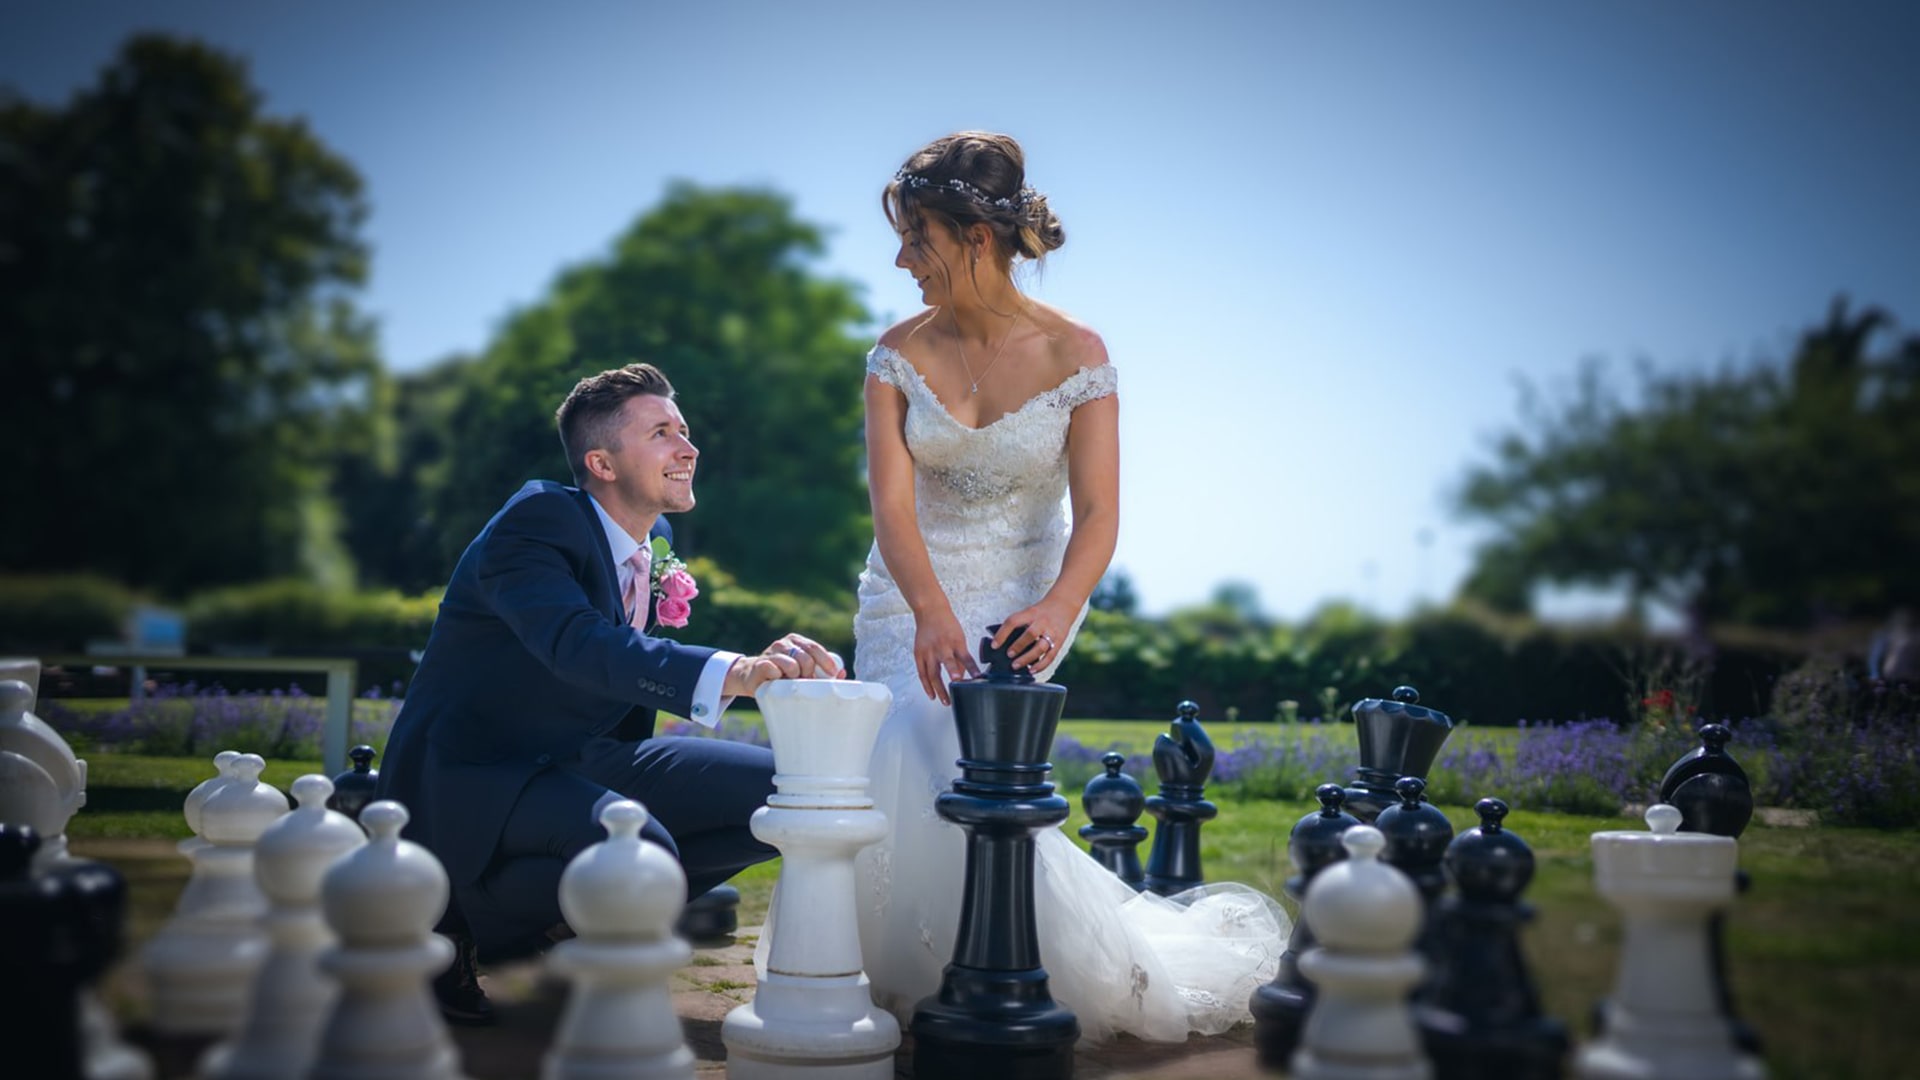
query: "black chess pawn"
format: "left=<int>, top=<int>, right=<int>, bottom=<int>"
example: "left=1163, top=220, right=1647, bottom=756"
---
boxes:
left=1375, top=774, right=1455, bottom=989
left=0, top=824, right=130, bottom=1080
left=909, top=623, right=1078, bottom=1080
left=1416, top=798, right=1568, bottom=1080
left=1658, top=722, right=1762, bottom=1058
left=326, top=744, right=380, bottom=823
left=1343, top=686, right=1455, bottom=823
left=1249, top=783, right=1361, bottom=1068
left=1142, top=700, right=1218, bottom=896
left=1079, top=751, right=1148, bottom=887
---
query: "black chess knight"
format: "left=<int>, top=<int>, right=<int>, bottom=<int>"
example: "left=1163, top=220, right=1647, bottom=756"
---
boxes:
left=1142, top=700, right=1218, bottom=896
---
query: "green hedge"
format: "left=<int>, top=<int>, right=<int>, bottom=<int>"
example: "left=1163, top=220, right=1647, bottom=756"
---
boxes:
left=0, top=574, right=138, bottom=651
left=3, top=570, right=1805, bottom=724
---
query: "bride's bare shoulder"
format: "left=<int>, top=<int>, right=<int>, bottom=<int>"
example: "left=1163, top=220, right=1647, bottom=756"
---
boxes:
left=1028, top=304, right=1110, bottom=373
left=877, top=310, right=942, bottom=354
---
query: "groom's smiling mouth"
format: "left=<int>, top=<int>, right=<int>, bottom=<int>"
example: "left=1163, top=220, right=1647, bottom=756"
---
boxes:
left=666, top=468, right=693, bottom=484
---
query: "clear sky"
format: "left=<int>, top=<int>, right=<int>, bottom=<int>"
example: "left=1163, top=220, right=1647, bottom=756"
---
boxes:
left=6, top=1, right=1917, bottom=618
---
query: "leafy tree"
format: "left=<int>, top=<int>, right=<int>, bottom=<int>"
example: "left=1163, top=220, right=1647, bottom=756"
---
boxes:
left=1210, top=580, right=1266, bottom=623
left=1455, top=299, right=1920, bottom=629
left=431, top=184, right=872, bottom=597
left=1089, top=567, right=1140, bottom=615
left=0, top=35, right=376, bottom=594
left=332, top=354, right=474, bottom=593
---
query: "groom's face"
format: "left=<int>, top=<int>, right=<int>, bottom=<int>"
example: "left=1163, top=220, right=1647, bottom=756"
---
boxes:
left=601, top=393, right=698, bottom=516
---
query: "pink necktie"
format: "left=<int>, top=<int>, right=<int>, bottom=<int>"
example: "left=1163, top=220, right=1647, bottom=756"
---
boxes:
left=622, top=547, right=652, bottom=627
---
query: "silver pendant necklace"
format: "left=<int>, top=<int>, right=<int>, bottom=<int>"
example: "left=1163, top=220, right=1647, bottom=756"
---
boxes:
left=955, top=314, right=1020, bottom=395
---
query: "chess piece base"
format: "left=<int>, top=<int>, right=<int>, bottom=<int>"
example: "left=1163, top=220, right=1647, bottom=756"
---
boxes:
left=1249, top=981, right=1311, bottom=1068
left=910, top=967, right=1078, bottom=1080
left=722, top=972, right=899, bottom=1078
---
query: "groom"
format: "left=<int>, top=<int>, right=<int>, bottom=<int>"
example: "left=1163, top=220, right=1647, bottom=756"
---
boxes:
left=377, top=361, right=840, bottom=1023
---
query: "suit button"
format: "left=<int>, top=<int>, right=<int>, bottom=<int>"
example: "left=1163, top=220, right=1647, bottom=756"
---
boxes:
left=535, top=754, right=552, bottom=766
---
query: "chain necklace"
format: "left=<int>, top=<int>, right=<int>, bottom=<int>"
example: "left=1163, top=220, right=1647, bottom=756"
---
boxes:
left=954, top=313, right=1021, bottom=395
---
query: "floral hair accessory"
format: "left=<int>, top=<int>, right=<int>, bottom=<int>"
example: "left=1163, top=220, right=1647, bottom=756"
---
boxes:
left=648, top=536, right=698, bottom=629
left=893, top=169, right=1036, bottom=213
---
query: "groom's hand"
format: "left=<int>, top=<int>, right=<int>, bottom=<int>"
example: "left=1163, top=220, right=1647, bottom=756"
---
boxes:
left=761, top=633, right=844, bottom=679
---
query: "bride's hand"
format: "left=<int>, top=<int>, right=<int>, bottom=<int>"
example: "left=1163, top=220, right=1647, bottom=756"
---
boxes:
left=993, top=599, right=1075, bottom=673
left=914, top=609, right=979, bottom=705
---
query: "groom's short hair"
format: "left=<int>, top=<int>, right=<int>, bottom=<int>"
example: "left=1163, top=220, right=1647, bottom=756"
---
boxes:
left=556, top=363, right=677, bottom=485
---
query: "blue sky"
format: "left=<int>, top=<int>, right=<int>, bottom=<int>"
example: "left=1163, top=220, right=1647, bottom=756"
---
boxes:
left=6, top=2, right=1917, bottom=618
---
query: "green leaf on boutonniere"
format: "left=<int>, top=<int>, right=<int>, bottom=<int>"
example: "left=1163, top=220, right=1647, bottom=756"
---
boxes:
left=650, top=536, right=673, bottom=561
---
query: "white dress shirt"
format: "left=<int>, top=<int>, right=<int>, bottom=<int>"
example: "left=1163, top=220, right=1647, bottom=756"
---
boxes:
left=588, top=495, right=737, bottom=728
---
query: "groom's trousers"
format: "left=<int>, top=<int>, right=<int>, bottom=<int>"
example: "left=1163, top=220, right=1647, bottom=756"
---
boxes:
left=457, top=733, right=776, bottom=963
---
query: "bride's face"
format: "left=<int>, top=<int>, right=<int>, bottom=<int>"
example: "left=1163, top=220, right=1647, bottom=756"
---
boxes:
left=894, top=217, right=969, bottom=306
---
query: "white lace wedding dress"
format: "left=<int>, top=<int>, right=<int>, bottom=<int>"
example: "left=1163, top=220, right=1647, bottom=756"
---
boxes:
left=841, top=343, right=1288, bottom=1043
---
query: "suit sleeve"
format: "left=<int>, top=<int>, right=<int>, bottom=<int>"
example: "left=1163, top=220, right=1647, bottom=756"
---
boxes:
left=474, top=490, right=713, bottom=711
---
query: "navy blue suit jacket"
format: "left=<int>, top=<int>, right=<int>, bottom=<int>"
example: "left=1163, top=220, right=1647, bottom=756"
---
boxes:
left=378, top=480, right=715, bottom=888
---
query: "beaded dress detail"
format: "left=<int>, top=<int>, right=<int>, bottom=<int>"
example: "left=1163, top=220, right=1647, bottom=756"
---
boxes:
left=841, top=343, right=1287, bottom=1042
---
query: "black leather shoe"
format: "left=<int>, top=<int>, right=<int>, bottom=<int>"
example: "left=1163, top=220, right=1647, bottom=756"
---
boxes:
left=433, top=932, right=496, bottom=1026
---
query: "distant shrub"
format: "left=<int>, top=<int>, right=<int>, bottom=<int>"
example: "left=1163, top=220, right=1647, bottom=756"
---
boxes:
left=0, top=574, right=138, bottom=650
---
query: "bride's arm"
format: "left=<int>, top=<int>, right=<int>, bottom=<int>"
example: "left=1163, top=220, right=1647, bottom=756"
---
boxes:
left=867, top=373, right=979, bottom=702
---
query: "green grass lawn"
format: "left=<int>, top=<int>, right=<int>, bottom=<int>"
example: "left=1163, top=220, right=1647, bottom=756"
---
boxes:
left=67, top=747, right=1920, bottom=1079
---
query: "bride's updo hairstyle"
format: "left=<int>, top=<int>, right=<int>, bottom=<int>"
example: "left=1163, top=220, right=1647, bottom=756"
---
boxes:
left=885, top=131, right=1066, bottom=280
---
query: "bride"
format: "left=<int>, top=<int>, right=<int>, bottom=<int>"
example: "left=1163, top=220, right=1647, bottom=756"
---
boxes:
left=847, top=131, right=1286, bottom=1042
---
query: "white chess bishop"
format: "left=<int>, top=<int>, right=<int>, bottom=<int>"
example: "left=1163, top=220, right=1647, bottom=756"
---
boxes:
left=1576, top=804, right=1767, bottom=1080
left=144, top=751, right=287, bottom=1036
left=724, top=679, right=898, bottom=1080
left=544, top=799, right=696, bottom=1080
left=200, top=774, right=368, bottom=1080
left=1291, top=824, right=1433, bottom=1080
left=309, top=799, right=470, bottom=1080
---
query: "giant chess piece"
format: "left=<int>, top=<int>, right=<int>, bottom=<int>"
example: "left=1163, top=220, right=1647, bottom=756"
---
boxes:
left=1574, top=805, right=1765, bottom=1080
left=909, top=624, right=1079, bottom=1080
left=1416, top=798, right=1568, bottom=1080
left=201, top=775, right=368, bottom=1080
left=723, top=679, right=899, bottom=1078
left=1344, top=687, right=1454, bottom=824
left=1659, top=723, right=1761, bottom=1056
left=3, top=827, right=142, bottom=1079
left=309, top=800, right=469, bottom=1080
left=1078, top=751, right=1148, bottom=887
left=544, top=800, right=695, bottom=1080
left=1291, top=825, right=1432, bottom=1080
left=142, top=753, right=286, bottom=1037
left=0, top=678, right=88, bottom=871
left=1251, top=783, right=1361, bottom=1068
left=1374, top=775, right=1455, bottom=961
left=1141, top=699, right=1218, bottom=896
left=326, top=745, right=380, bottom=824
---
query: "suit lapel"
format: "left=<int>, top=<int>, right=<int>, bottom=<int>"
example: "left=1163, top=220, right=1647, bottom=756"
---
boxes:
left=571, top=487, right=626, bottom=622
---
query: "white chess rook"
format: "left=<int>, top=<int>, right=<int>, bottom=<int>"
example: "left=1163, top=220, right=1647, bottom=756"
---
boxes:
left=1575, top=805, right=1767, bottom=1080
left=143, top=752, right=286, bottom=1036
left=1292, top=825, right=1432, bottom=1080
left=542, top=800, right=696, bottom=1080
left=200, top=775, right=368, bottom=1080
left=722, top=679, right=898, bottom=1080
left=309, top=800, right=469, bottom=1080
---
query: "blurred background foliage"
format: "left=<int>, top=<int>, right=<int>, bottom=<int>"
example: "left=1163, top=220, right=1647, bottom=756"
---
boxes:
left=4, top=35, right=1914, bottom=727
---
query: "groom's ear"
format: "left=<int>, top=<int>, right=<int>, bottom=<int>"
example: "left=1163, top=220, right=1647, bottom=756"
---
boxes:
left=582, top=448, right=617, bottom=483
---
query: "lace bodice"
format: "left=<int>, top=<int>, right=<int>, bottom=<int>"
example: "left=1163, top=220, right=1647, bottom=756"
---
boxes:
left=854, top=344, right=1117, bottom=685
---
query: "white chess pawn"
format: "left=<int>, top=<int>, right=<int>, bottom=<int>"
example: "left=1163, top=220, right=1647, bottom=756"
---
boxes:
left=180, top=751, right=244, bottom=864
left=1575, top=804, right=1767, bottom=1080
left=543, top=799, right=695, bottom=1080
left=143, top=752, right=286, bottom=1035
left=1292, top=824, right=1433, bottom=1080
left=723, top=679, right=898, bottom=1079
left=0, top=678, right=88, bottom=870
left=309, top=800, right=469, bottom=1080
left=200, top=774, right=368, bottom=1080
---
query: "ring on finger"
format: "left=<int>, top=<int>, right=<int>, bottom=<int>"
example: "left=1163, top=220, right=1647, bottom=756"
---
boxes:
left=786, top=645, right=804, bottom=661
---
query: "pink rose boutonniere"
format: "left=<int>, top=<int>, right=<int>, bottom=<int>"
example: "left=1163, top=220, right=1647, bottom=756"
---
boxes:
left=648, top=536, right=698, bottom=629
